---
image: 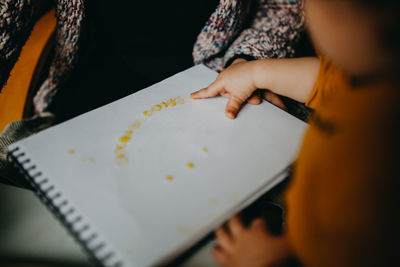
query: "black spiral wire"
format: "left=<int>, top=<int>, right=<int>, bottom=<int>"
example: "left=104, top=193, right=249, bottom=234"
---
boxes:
left=7, top=146, right=123, bottom=267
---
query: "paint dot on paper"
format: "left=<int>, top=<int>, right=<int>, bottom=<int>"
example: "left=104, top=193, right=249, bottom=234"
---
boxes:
left=202, top=147, right=208, bottom=152
left=82, top=157, right=96, bottom=163
left=166, top=175, right=174, bottom=181
left=119, top=136, right=131, bottom=142
left=115, top=144, right=125, bottom=151
left=67, top=149, right=75, bottom=155
left=116, top=153, right=126, bottom=159
left=186, top=163, right=195, bottom=169
left=143, top=110, right=153, bottom=117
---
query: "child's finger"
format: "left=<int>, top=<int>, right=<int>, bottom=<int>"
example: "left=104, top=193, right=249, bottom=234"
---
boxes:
left=262, top=90, right=287, bottom=111
left=251, top=218, right=267, bottom=229
left=212, top=245, right=229, bottom=266
left=215, top=226, right=233, bottom=250
left=220, top=91, right=230, bottom=98
left=190, top=80, right=223, bottom=99
left=247, top=93, right=262, bottom=105
left=225, top=95, right=245, bottom=119
left=227, top=215, right=244, bottom=236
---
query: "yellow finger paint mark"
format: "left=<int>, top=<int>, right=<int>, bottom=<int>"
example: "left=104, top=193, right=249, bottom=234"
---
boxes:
left=166, top=175, right=174, bottom=181
left=202, top=147, right=208, bottom=152
left=162, top=98, right=176, bottom=108
left=115, top=144, right=126, bottom=151
left=119, top=136, right=131, bottom=142
left=115, top=96, right=187, bottom=165
left=82, top=156, right=96, bottom=163
left=151, top=104, right=162, bottom=111
left=143, top=110, right=153, bottom=117
left=125, top=130, right=133, bottom=136
left=116, top=153, right=127, bottom=159
left=67, top=149, right=75, bottom=155
left=128, top=119, right=143, bottom=130
left=186, top=163, right=195, bottom=169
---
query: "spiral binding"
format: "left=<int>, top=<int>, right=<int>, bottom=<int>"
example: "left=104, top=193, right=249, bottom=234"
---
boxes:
left=8, top=146, right=123, bottom=267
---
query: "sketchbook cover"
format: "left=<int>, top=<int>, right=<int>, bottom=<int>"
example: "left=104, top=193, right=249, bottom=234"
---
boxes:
left=9, top=65, right=306, bottom=266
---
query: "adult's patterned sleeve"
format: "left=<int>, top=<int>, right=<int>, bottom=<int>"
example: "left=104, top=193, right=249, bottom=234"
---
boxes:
left=222, top=0, right=305, bottom=66
left=33, top=0, right=85, bottom=113
left=0, top=0, right=39, bottom=91
left=193, top=0, right=305, bottom=71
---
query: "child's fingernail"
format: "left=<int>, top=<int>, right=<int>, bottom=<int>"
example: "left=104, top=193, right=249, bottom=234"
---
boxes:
left=226, top=112, right=235, bottom=119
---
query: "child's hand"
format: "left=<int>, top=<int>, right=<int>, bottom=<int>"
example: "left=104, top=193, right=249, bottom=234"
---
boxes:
left=192, top=58, right=320, bottom=118
left=213, top=215, right=292, bottom=267
left=191, top=61, right=259, bottom=119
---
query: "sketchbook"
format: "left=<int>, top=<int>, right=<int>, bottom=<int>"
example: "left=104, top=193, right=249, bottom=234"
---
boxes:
left=8, top=65, right=306, bottom=267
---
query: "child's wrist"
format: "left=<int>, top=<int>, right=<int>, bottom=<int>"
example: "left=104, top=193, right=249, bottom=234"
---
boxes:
left=251, top=59, right=272, bottom=91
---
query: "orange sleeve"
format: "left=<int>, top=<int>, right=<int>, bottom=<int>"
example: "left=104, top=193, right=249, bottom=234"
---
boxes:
left=305, top=57, right=346, bottom=110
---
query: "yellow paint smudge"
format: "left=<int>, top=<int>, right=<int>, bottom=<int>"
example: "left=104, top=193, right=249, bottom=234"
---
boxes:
left=119, top=136, right=131, bottom=142
left=143, top=110, right=153, bottom=117
left=186, top=163, right=195, bottom=169
left=151, top=104, right=162, bottom=112
left=125, top=130, right=133, bottom=136
left=166, top=175, right=174, bottom=181
left=115, top=144, right=126, bottom=151
left=202, top=147, right=208, bottom=152
left=129, top=119, right=144, bottom=130
left=67, top=149, right=75, bottom=155
left=162, top=98, right=176, bottom=107
left=89, top=157, right=95, bottom=163
left=116, top=153, right=127, bottom=159
left=115, top=96, right=188, bottom=165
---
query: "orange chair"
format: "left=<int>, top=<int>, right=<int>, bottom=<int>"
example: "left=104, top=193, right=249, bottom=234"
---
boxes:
left=0, top=9, right=56, bottom=132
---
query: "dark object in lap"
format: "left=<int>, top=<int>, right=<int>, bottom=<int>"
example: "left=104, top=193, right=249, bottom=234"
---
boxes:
left=241, top=179, right=289, bottom=235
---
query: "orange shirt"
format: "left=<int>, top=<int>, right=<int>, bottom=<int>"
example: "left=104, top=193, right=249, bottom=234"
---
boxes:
left=286, top=57, right=400, bottom=266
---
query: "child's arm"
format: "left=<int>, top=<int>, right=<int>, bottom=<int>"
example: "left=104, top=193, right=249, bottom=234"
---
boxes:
left=191, top=57, right=320, bottom=119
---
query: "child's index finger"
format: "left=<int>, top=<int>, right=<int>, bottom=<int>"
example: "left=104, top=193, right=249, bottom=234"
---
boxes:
left=190, top=80, right=223, bottom=99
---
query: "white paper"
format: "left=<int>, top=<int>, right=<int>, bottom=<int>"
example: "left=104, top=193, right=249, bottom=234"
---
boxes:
left=10, top=65, right=306, bottom=267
